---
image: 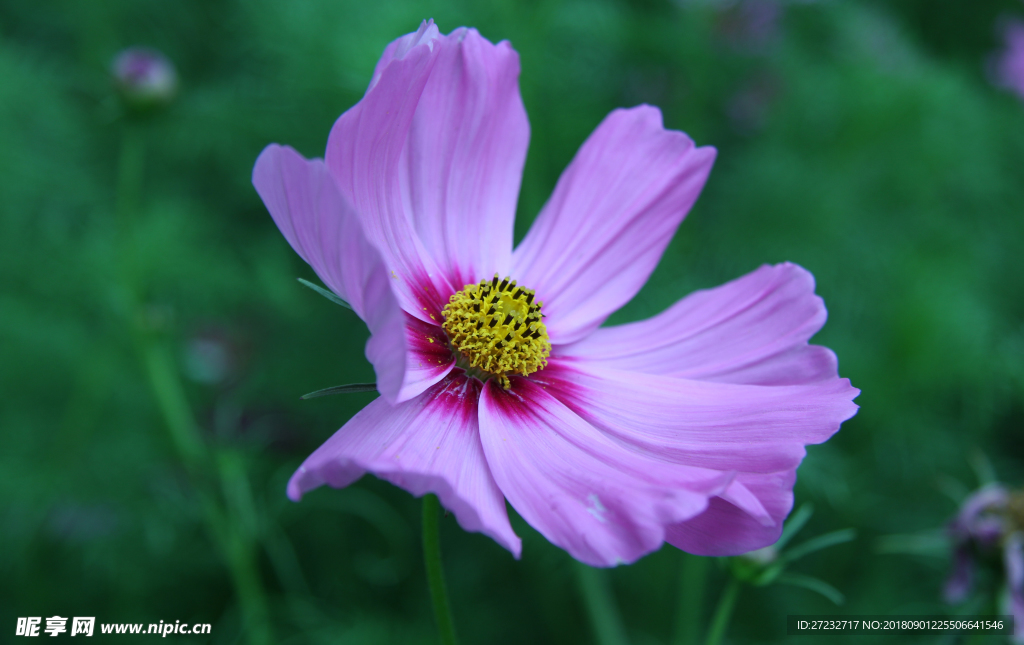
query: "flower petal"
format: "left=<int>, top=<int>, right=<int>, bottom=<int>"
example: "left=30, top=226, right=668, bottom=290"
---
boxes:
left=512, top=106, right=716, bottom=344
left=253, top=144, right=381, bottom=319
left=997, top=23, right=1024, bottom=99
left=368, top=20, right=441, bottom=92
left=325, top=25, right=450, bottom=321
left=253, top=144, right=450, bottom=403
left=1006, top=532, right=1024, bottom=638
left=956, top=485, right=1009, bottom=533
left=362, top=288, right=456, bottom=404
left=560, top=263, right=839, bottom=385
left=665, top=471, right=795, bottom=556
left=397, top=27, right=528, bottom=288
left=288, top=372, right=520, bottom=556
left=328, top=23, right=529, bottom=318
left=944, top=545, right=974, bottom=603
left=536, top=360, right=858, bottom=474
left=393, top=314, right=456, bottom=401
left=534, top=361, right=855, bottom=554
left=478, top=378, right=732, bottom=567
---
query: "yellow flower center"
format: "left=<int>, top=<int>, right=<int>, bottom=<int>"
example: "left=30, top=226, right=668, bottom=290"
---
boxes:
left=441, top=274, right=551, bottom=388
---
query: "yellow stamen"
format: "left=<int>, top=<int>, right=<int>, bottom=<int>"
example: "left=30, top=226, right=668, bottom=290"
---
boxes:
left=441, top=274, right=551, bottom=388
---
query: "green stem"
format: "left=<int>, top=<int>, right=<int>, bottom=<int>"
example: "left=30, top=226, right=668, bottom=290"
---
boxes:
left=673, top=554, right=708, bottom=645
left=140, top=340, right=272, bottom=645
left=115, top=126, right=271, bottom=645
left=574, top=562, right=630, bottom=645
left=422, top=494, right=458, bottom=645
left=139, top=342, right=206, bottom=466
left=704, top=578, right=740, bottom=645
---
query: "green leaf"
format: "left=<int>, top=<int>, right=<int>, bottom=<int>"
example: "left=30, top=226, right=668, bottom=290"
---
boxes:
left=774, top=503, right=814, bottom=551
left=298, top=278, right=352, bottom=310
left=300, top=383, right=377, bottom=399
left=774, top=573, right=845, bottom=605
left=783, top=528, right=857, bottom=564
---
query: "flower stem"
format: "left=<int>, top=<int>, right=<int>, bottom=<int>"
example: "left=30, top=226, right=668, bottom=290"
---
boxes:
left=673, top=553, right=708, bottom=645
left=574, top=561, right=630, bottom=645
left=422, top=494, right=458, bottom=645
left=704, top=578, right=740, bottom=645
left=116, top=125, right=271, bottom=645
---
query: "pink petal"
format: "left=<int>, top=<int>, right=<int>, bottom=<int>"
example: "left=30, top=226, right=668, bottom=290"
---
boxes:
left=559, top=263, right=839, bottom=385
left=288, top=372, right=520, bottom=556
left=478, top=378, right=733, bottom=567
left=397, top=28, right=527, bottom=288
left=325, top=26, right=449, bottom=321
left=511, top=106, right=716, bottom=344
left=997, top=22, right=1024, bottom=100
left=1005, top=533, right=1024, bottom=634
left=253, top=144, right=450, bottom=403
left=252, top=144, right=381, bottom=319
left=394, top=314, right=457, bottom=401
left=666, top=471, right=796, bottom=556
left=535, top=360, right=858, bottom=474
left=362, top=292, right=456, bottom=403
left=719, top=478, right=773, bottom=526
left=944, top=545, right=974, bottom=603
left=327, top=23, right=529, bottom=318
left=368, top=20, right=442, bottom=92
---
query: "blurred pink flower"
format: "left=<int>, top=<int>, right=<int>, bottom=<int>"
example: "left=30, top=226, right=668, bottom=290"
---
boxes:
left=997, top=21, right=1024, bottom=100
left=253, top=21, right=858, bottom=566
left=111, top=47, right=178, bottom=109
left=946, top=485, right=1024, bottom=639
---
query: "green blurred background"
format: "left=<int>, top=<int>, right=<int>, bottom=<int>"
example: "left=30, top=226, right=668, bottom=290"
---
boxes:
left=3, top=0, right=1024, bottom=643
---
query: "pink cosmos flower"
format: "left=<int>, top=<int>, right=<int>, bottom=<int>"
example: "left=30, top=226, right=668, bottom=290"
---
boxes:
left=253, top=21, right=859, bottom=567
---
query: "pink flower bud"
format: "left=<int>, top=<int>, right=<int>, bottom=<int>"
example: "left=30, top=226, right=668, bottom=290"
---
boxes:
left=111, top=47, right=178, bottom=110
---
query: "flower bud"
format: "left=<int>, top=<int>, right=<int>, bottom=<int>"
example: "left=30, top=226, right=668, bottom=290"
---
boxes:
left=111, top=47, right=178, bottom=111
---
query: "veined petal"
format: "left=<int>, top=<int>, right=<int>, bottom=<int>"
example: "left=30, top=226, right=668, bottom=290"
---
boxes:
left=536, top=360, right=858, bottom=474
left=478, top=378, right=732, bottom=567
left=534, top=361, right=855, bottom=555
left=395, top=314, right=456, bottom=400
left=666, top=471, right=796, bottom=556
left=369, top=20, right=441, bottom=92
left=398, top=27, right=527, bottom=288
left=362, top=284, right=455, bottom=404
left=252, top=144, right=381, bottom=319
left=561, top=263, right=839, bottom=385
left=328, top=23, right=529, bottom=318
left=326, top=24, right=451, bottom=321
left=252, top=144, right=448, bottom=404
left=719, top=478, right=773, bottom=526
left=512, top=106, right=716, bottom=344
left=288, top=372, right=520, bottom=556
